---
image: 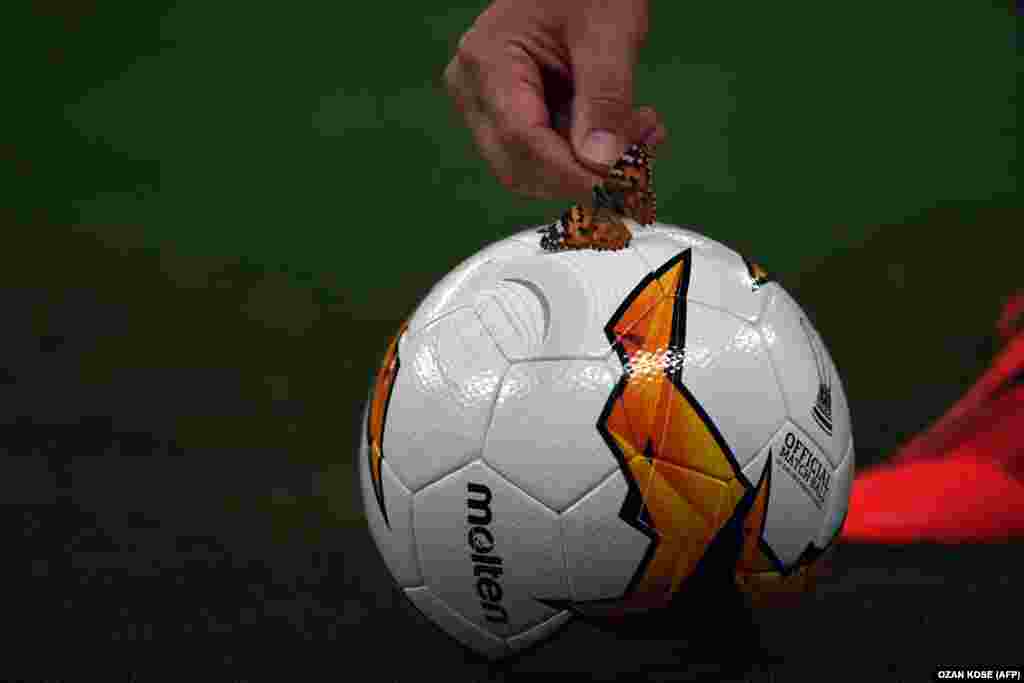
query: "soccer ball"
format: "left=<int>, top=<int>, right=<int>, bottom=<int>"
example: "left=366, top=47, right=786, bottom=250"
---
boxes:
left=358, top=223, right=853, bottom=660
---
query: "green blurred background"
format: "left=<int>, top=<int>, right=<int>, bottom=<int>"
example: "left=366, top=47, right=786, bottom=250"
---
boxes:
left=5, top=0, right=1019, bottom=609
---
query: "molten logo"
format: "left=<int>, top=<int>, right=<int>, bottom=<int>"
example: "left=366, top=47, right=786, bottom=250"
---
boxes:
left=466, top=482, right=508, bottom=624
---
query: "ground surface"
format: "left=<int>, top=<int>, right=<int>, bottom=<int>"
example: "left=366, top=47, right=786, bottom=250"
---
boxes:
left=9, top=497, right=1024, bottom=680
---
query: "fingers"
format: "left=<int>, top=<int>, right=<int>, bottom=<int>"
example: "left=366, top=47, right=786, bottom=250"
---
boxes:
left=442, top=0, right=659, bottom=202
left=555, top=103, right=668, bottom=151
left=445, top=37, right=603, bottom=201
left=566, top=3, right=649, bottom=171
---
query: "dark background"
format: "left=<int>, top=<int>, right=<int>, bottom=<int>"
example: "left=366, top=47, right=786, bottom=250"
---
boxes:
left=5, top=1, right=1020, bottom=679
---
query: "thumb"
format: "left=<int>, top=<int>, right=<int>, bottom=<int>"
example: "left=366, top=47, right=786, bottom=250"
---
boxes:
left=568, top=31, right=641, bottom=170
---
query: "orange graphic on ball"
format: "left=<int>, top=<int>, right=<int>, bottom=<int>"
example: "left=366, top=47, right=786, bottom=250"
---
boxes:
left=367, top=320, right=407, bottom=528
left=541, top=249, right=829, bottom=622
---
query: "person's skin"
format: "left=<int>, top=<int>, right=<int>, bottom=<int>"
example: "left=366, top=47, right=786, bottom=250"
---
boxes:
left=443, top=0, right=667, bottom=204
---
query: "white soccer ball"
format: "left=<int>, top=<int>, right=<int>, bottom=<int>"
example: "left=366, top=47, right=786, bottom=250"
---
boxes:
left=359, top=223, right=854, bottom=660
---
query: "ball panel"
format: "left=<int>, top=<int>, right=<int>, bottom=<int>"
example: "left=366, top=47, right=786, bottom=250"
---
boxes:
left=475, top=255, right=612, bottom=358
left=737, top=447, right=774, bottom=571
left=735, top=444, right=831, bottom=609
left=385, top=308, right=507, bottom=492
left=544, top=247, right=658, bottom=356
left=760, top=284, right=851, bottom=468
left=561, top=471, right=651, bottom=602
left=404, top=585, right=510, bottom=661
left=643, top=458, right=733, bottom=592
left=360, top=451, right=422, bottom=587
left=407, top=239, right=534, bottom=336
left=509, top=225, right=550, bottom=247
left=734, top=567, right=820, bottom=610
left=750, top=423, right=831, bottom=570
left=412, top=460, right=568, bottom=639
left=818, top=436, right=855, bottom=547
left=630, top=225, right=766, bottom=321
left=484, top=360, right=621, bottom=513
left=506, top=609, right=572, bottom=653
left=676, top=303, right=787, bottom=471
left=473, top=279, right=549, bottom=361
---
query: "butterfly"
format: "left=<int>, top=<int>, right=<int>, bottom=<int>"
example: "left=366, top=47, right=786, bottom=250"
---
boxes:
left=539, top=142, right=657, bottom=252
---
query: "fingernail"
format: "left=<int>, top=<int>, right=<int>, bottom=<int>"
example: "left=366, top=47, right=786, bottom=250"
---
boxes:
left=580, top=130, right=623, bottom=166
left=642, top=126, right=660, bottom=146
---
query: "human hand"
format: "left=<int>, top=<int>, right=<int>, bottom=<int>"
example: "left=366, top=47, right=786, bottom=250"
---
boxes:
left=443, top=0, right=667, bottom=203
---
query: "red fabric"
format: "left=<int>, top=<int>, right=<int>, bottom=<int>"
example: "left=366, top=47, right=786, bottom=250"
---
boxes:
left=996, top=292, right=1024, bottom=343
left=890, top=336, right=1024, bottom=467
left=843, top=452, right=1024, bottom=543
left=842, top=293, right=1024, bottom=544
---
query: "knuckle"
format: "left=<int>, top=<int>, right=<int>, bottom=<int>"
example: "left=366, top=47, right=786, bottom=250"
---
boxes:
left=453, top=36, right=483, bottom=70
left=493, top=125, right=526, bottom=151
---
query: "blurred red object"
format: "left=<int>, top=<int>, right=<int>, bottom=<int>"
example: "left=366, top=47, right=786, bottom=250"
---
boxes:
left=842, top=293, right=1024, bottom=543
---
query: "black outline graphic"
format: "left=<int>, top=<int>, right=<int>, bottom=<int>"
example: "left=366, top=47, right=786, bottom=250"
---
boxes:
left=367, top=330, right=403, bottom=529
